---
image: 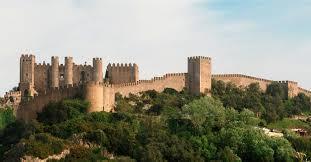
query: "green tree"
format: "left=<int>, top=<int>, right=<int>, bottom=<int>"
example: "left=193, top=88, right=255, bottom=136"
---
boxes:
left=37, top=99, right=89, bottom=125
left=0, top=107, right=15, bottom=129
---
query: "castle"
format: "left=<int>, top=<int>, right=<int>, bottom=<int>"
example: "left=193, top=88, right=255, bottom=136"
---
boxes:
left=10, top=54, right=311, bottom=121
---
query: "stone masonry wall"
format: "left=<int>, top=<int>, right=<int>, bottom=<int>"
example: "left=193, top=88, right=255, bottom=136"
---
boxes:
left=106, top=63, right=139, bottom=84
left=17, top=85, right=83, bottom=121
left=33, top=63, right=94, bottom=93
left=212, top=74, right=273, bottom=91
left=212, top=74, right=311, bottom=98
left=113, top=73, right=187, bottom=97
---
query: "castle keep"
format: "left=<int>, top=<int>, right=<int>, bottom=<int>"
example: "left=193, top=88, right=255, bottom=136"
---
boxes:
left=13, top=55, right=311, bottom=121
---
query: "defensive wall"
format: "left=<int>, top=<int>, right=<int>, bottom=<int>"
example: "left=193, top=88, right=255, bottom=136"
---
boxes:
left=298, top=87, right=311, bottom=97
left=112, top=73, right=187, bottom=97
left=212, top=74, right=274, bottom=91
left=212, top=74, right=311, bottom=98
left=16, top=84, right=83, bottom=121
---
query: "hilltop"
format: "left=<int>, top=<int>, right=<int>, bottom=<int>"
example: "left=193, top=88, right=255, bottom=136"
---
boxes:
left=0, top=80, right=310, bottom=161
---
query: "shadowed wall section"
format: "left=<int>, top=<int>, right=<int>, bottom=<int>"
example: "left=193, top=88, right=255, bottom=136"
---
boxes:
left=16, top=85, right=83, bottom=121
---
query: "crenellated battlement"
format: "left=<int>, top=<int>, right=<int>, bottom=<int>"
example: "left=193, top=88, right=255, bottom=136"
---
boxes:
left=279, top=80, right=298, bottom=85
left=74, top=64, right=93, bottom=69
left=164, top=73, right=187, bottom=77
left=34, top=83, right=81, bottom=95
left=103, top=83, right=113, bottom=88
left=35, top=62, right=51, bottom=67
left=21, top=54, right=35, bottom=61
left=212, top=74, right=274, bottom=83
left=107, top=63, right=138, bottom=68
left=93, top=58, right=102, bottom=61
left=106, top=62, right=139, bottom=84
left=51, top=56, right=59, bottom=60
left=112, top=72, right=187, bottom=88
left=86, top=81, right=104, bottom=86
left=188, top=56, right=211, bottom=61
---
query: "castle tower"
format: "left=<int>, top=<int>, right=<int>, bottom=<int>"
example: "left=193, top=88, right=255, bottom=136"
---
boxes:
left=187, top=56, right=212, bottom=96
left=106, top=63, right=139, bottom=84
left=19, top=54, right=36, bottom=97
left=84, top=81, right=104, bottom=113
left=131, top=63, right=139, bottom=82
left=64, top=57, right=73, bottom=86
left=51, top=56, right=60, bottom=88
left=92, top=58, right=103, bottom=83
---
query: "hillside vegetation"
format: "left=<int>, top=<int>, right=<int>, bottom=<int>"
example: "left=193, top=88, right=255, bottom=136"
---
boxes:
left=0, top=80, right=310, bottom=161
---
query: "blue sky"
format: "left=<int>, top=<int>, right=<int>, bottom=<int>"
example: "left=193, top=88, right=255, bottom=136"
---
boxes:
left=0, top=0, right=311, bottom=95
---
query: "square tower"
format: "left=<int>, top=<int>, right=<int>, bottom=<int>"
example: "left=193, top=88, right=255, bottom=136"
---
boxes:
left=19, top=54, right=36, bottom=98
left=106, top=63, right=139, bottom=84
left=187, top=56, right=212, bottom=96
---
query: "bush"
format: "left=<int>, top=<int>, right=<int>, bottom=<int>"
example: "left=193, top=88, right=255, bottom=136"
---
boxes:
left=0, top=107, right=15, bottom=129
left=23, top=133, right=66, bottom=159
left=37, top=99, right=89, bottom=125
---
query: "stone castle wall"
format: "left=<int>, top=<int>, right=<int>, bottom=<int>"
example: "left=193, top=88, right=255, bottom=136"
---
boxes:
left=113, top=73, right=187, bottom=97
left=212, top=74, right=311, bottom=98
left=212, top=74, right=274, bottom=91
left=16, top=85, right=83, bottom=121
left=298, top=87, right=311, bottom=97
left=34, top=63, right=51, bottom=93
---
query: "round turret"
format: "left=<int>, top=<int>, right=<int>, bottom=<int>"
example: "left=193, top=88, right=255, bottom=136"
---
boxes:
left=64, top=57, right=73, bottom=85
left=92, top=58, right=103, bottom=83
left=51, top=56, right=59, bottom=88
left=84, top=81, right=104, bottom=113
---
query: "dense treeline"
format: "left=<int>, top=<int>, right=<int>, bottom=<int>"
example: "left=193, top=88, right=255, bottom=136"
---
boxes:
left=0, top=80, right=310, bottom=161
left=212, top=80, right=311, bottom=123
